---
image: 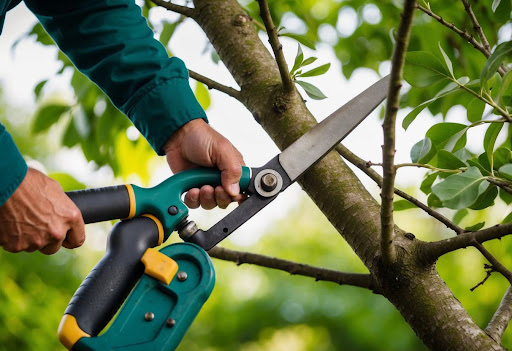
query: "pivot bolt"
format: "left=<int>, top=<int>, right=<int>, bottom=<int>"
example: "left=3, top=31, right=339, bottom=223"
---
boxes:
left=260, top=173, right=278, bottom=192
left=144, top=312, right=154, bottom=321
left=166, top=318, right=176, bottom=327
left=168, top=205, right=179, bottom=215
left=177, top=271, right=188, bottom=282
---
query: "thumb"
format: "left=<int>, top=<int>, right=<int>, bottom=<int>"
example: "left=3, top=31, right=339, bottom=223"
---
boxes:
left=214, top=139, right=244, bottom=197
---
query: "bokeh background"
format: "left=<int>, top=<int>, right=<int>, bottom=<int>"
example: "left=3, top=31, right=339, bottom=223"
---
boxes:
left=0, top=0, right=511, bottom=350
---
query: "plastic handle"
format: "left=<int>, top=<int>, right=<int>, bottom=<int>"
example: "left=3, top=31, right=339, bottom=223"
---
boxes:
left=66, top=185, right=131, bottom=224
left=61, top=217, right=161, bottom=339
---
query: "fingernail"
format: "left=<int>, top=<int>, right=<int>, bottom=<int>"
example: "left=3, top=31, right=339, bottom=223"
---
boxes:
left=228, top=183, right=240, bottom=196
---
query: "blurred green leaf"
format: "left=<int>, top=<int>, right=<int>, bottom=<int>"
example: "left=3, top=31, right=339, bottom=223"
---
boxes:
left=500, top=188, right=512, bottom=204
left=301, top=57, right=318, bottom=67
left=432, top=167, right=488, bottom=209
left=160, top=21, right=178, bottom=48
left=404, top=51, right=450, bottom=88
left=34, top=80, right=47, bottom=100
left=438, top=43, right=454, bottom=78
left=480, top=41, right=512, bottom=89
left=420, top=172, right=438, bottom=195
left=499, top=70, right=512, bottom=107
left=195, top=82, right=211, bottom=111
left=427, top=193, right=442, bottom=208
left=295, top=80, right=327, bottom=100
left=499, top=164, right=512, bottom=181
left=465, top=222, right=485, bottom=231
left=291, top=45, right=304, bottom=75
left=453, top=208, right=469, bottom=225
left=393, top=200, right=417, bottom=211
left=484, top=123, right=504, bottom=171
left=32, top=103, right=71, bottom=134
left=469, top=185, right=498, bottom=210
left=494, top=147, right=512, bottom=169
left=503, top=212, right=512, bottom=224
left=49, top=173, right=86, bottom=191
left=492, top=0, right=502, bottom=12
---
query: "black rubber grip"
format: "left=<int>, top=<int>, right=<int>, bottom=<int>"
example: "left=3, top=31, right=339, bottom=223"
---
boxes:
left=65, top=217, right=160, bottom=336
left=66, top=185, right=130, bottom=223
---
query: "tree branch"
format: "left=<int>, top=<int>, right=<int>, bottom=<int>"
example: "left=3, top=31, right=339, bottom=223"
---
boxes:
left=188, top=69, right=241, bottom=99
left=487, top=177, right=512, bottom=195
left=460, top=0, right=491, bottom=54
left=150, top=0, right=196, bottom=17
left=336, top=144, right=464, bottom=234
left=256, top=0, right=294, bottom=94
left=208, top=246, right=375, bottom=291
left=486, top=286, right=512, bottom=343
left=423, top=224, right=512, bottom=262
left=381, top=0, right=416, bottom=264
left=474, top=242, right=512, bottom=284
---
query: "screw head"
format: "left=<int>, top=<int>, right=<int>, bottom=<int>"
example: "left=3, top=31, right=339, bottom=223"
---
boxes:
left=177, top=271, right=188, bottom=282
left=144, top=312, right=155, bottom=321
left=260, top=173, right=278, bottom=192
left=168, top=205, right=179, bottom=215
left=166, top=318, right=176, bottom=327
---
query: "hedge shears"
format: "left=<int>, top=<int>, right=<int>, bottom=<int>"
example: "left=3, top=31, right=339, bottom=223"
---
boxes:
left=58, top=76, right=389, bottom=351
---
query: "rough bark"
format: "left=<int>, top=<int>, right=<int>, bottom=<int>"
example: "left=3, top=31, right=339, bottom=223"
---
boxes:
left=190, top=0, right=505, bottom=349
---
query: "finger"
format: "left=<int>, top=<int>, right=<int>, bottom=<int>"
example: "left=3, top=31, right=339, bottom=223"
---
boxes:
left=214, top=186, right=232, bottom=209
left=63, top=207, right=86, bottom=249
left=200, top=185, right=216, bottom=210
left=184, top=188, right=201, bottom=209
left=215, top=140, right=243, bottom=197
left=39, top=240, right=64, bottom=255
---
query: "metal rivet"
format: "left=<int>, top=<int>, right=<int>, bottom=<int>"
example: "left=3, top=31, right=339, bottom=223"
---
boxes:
left=168, top=206, right=179, bottom=215
left=177, top=271, right=188, bottom=281
left=260, top=173, right=278, bottom=192
left=166, top=318, right=176, bottom=327
left=144, top=312, right=154, bottom=321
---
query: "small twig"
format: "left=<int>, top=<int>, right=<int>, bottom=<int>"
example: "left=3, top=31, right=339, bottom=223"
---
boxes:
left=256, top=0, right=294, bottom=94
left=336, top=144, right=464, bottom=234
left=423, top=223, right=512, bottom=261
left=150, top=0, right=196, bottom=17
left=460, top=0, right=491, bottom=54
left=470, top=264, right=495, bottom=291
left=486, top=286, right=512, bottom=343
left=208, top=246, right=376, bottom=291
left=487, top=177, right=512, bottom=195
left=381, top=0, right=417, bottom=264
left=474, top=242, right=512, bottom=284
left=188, top=69, right=241, bottom=99
left=369, top=161, right=462, bottom=174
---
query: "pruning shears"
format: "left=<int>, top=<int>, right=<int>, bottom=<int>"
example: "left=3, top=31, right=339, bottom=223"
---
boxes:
left=58, top=76, right=390, bottom=351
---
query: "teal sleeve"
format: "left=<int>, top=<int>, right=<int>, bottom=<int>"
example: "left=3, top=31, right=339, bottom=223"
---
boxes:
left=0, top=123, right=28, bottom=207
left=23, top=0, right=207, bottom=155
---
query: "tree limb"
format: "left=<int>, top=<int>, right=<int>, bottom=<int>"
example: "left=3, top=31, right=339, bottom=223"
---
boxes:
left=256, top=0, right=294, bottom=94
left=188, top=69, right=241, bottom=99
left=381, top=0, right=416, bottom=264
left=460, top=0, right=491, bottom=54
left=423, top=223, right=512, bottom=262
left=486, top=286, right=512, bottom=343
left=487, top=177, right=512, bottom=195
left=208, top=246, right=375, bottom=291
left=150, top=0, right=196, bottom=17
left=474, top=242, right=512, bottom=284
left=336, top=144, right=464, bottom=234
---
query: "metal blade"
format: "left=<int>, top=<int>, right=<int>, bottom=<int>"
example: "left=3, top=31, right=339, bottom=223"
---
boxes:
left=279, top=75, right=390, bottom=181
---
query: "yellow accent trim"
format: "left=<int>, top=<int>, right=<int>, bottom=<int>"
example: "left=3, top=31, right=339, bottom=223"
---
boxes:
left=142, top=214, right=164, bottom=245
left=125, top=184, right=136, bottom=219
left=140, top=248, right=178, bottom=285
left=58, top=314, right=90, bottom=350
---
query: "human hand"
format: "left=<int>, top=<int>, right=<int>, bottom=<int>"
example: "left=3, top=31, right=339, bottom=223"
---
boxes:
left=163, top=119, right=245, bottom=209
left=0, top=168, right=85, bottom=255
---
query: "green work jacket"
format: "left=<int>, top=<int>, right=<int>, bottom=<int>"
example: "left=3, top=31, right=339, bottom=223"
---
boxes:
left=0, top=0, right=207, bottom=206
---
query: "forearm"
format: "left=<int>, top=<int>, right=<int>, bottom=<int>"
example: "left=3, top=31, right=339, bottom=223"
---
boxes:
left=0, top=123, right=28, bottom=206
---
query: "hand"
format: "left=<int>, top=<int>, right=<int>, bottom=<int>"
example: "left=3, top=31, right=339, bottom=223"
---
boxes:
left=163, top=119, right=245, bottom=209
left=0, top=168, right=85, bottom=255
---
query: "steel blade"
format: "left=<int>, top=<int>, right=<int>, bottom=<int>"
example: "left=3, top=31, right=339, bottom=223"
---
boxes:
left=279, top=75, right=390, bottom=181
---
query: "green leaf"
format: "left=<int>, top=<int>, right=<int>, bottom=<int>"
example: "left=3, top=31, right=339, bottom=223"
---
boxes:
left=481, top=41, right=512, bottom=89
left=466, top=98, right=486, bottom=123
left=494, top=147, right=512, bottom=169
left=34, top=80, right=47, bottom=99
left=290, top=45, right=304, bottom=75
left=404, top=51, right=450, bottom=88
left=492, top=0, right=502, bottom=12
left=499, top=70, right=512, bottom=107
left=49, top=173, right=86, bottom=191
left=469, top=185, right=498, bottom=210
left=29, top=23, right=55, bottom=46
left=195, top=82, right=211, bottom=110
left=436, top=150, right=466, bottom=170
left=502, top=212, right=512, bottom=224
left=62, top=119, right=80, bottom=147
left=454, top=148, right=472, bottom=162
left=159, top=21, right=178, bottom=48
left=295, top=80, right=327, bottom=100
left=298, top=63, right=331, bottom=78
left=465, top=222, right=485, bottom=231
left=301, top=57, right=318, bottom=67
left=32, top=103, right=72, bottom=134
left=393, top=200, right=417, bottom=211
left=411, top=137, right=436, bottom=163
left=438, top=43, right=454, bottom=78
left=453, top=209, right=469, bottom=225
left=280, top=33, right=316, bottom=50
left=499, top=164, right=512, bottom=181
left=500, top=188, right=512, bottom=204
left=484, top=123, right=504, bottom=171
left=426, top=122, right=467, bottom=151
left=431, top=167, right=489, bottom=209
left=421, top=172, right=438, bottom=195
left=427, top=193, right=442, bottom=208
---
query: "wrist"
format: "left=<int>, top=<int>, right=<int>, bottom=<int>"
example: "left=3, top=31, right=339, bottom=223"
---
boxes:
left=163, top=118, right=208, bottom=155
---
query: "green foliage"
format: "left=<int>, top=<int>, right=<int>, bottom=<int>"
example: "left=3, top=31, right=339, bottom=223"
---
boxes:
left=290, top=45, right=331, bottom=100
left=393, top=200, right=417, bottom=211
left=481, top=41, right=512, bottom=89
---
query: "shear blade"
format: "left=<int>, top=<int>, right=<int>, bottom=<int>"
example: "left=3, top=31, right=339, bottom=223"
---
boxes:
left=279, top=75, right=390, bottom=181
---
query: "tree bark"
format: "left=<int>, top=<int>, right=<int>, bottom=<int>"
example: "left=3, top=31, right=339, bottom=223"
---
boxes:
left=191, top=0, right=505, bottom=349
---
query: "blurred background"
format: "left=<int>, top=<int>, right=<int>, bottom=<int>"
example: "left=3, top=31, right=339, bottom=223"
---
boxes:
left=0, top=0, right=511, bottom=350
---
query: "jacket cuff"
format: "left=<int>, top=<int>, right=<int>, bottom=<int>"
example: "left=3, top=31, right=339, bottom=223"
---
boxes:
left=125, top=69, right=208, bottom=155
left=0, top=126, right=28, bottom=207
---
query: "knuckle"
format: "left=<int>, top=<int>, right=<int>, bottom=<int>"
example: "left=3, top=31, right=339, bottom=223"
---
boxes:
left=68, top=208, right=82, bottom=222
left=49, top=228, right=65, bottom=241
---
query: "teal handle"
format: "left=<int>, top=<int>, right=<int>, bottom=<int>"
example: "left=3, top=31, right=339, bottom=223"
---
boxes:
left=131, top=166, right=251, bottom=240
